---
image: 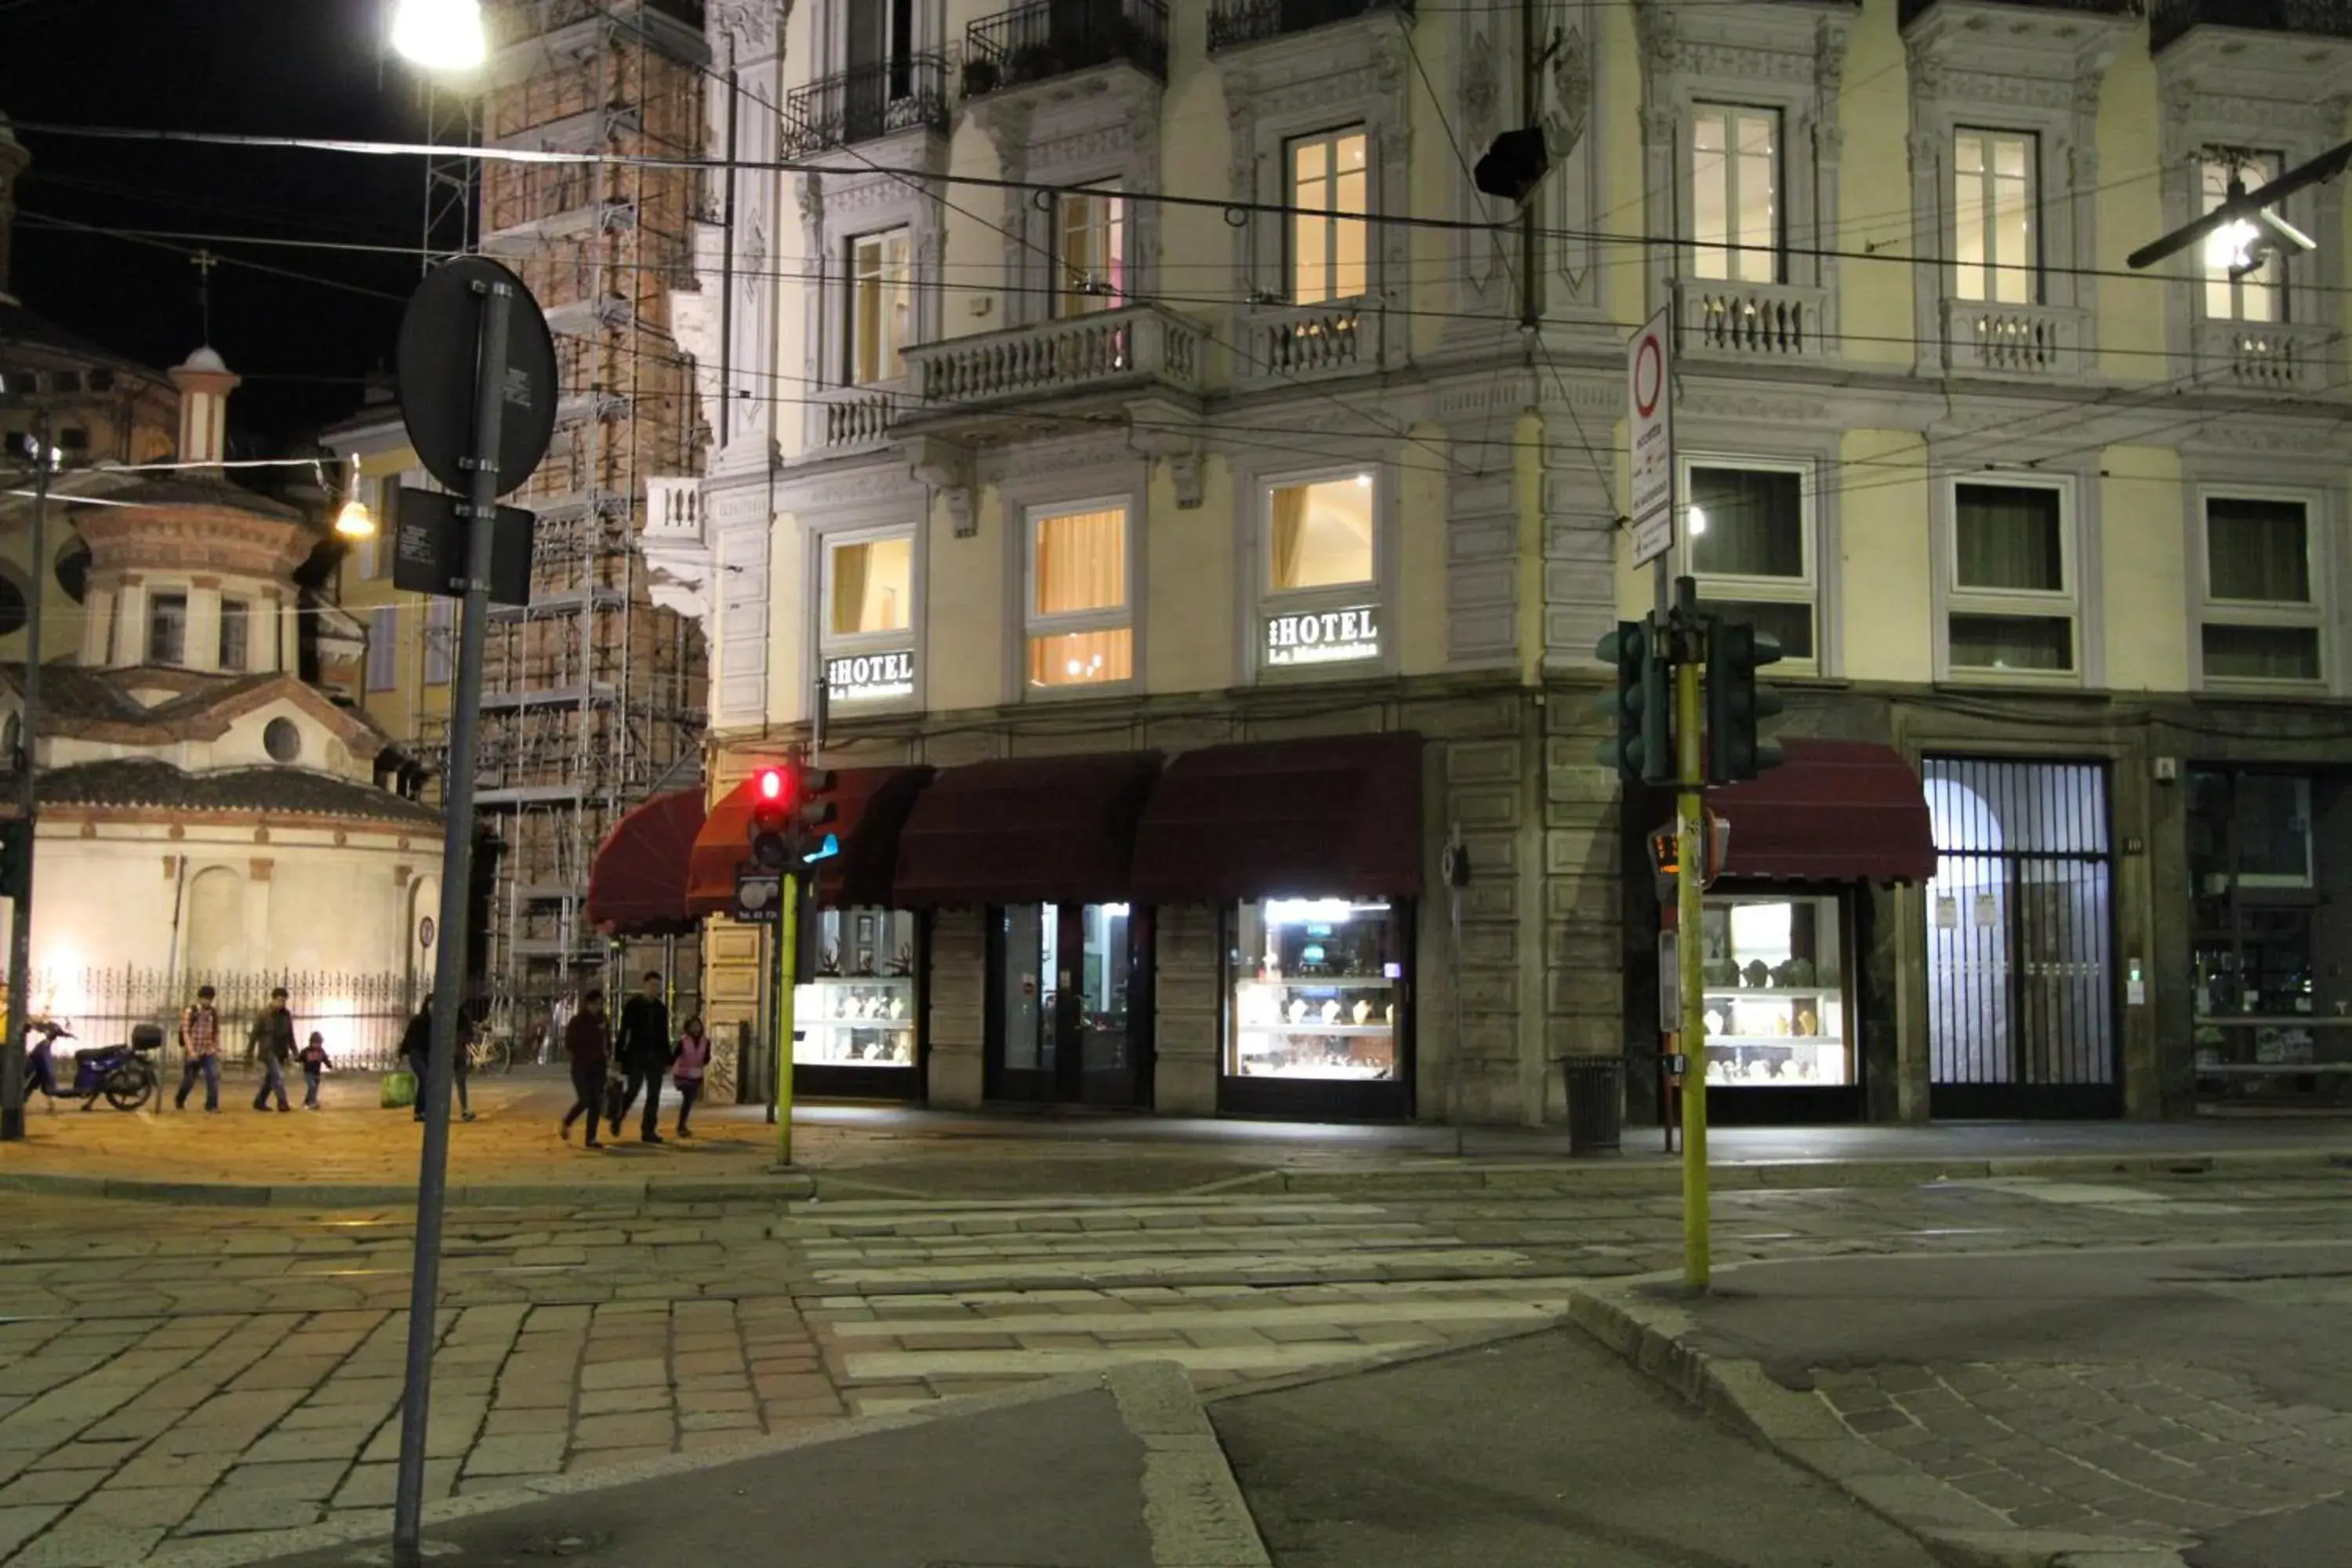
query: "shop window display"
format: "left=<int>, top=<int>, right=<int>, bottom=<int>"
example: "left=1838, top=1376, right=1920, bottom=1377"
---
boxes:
left=795, top=907, right=917, bottom=1067
left=1228, top=898, right=1403, bottom=1081
left=1700, top=895, right=1850, bottom=1087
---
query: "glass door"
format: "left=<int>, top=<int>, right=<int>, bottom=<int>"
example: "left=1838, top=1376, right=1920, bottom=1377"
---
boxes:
left=989, top=902, right=1151, bottom=1105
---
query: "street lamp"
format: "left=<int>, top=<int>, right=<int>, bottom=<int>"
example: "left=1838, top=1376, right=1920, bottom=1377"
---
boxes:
left=334, top=466, right=377, bottom=539
left=390, top=0, right=486, bottom=71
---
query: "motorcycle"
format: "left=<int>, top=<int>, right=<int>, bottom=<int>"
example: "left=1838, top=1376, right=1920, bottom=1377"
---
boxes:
left=28, top=1018, right=162, bottom=1112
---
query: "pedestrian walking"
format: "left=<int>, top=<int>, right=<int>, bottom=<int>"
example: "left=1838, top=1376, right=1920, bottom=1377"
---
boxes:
left=299, top=1031, right=332, bottom=1109
left=611, top=971, right=670, bottom=1145
left=400, top=1004, right=477, bottom=1123
left=559, top=987, right=609, bottom=1149
left=249, top=987, right=296, bottom=1112
left=173, top=984, right=223, bottom=1112
left=670, top=1016, right=710, bottom=1138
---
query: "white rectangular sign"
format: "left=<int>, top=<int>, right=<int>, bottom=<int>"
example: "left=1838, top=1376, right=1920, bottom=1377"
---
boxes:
left=1264, top=604, right=1381, bottom=667
left=826, top=648, right=916, bottom=702
left=1627, top=305, right=1675, bottom=568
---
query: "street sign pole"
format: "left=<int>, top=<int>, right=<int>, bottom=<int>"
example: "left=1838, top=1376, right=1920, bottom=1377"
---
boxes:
left=392, top=279, right=510, bottom=1568
left=1672, top=578, right=1710, bottom=1290
left=0, top=415, right=49, bottom=1143
left=775, top=870, right=797, bottom=1167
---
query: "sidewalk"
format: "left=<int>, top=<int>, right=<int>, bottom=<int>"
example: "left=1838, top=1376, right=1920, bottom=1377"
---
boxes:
left=4, top=1067, right=2350, bottom=1207
left=164, top=1363, right=1265, bottom=1568
left=1570, top=1238, right=2352, bottom=1568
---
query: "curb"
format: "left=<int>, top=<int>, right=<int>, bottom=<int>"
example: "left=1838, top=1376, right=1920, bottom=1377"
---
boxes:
left=1, top=1144, right=2344, bottom=1209
left=1564, top=1275, right=2192, bottom=1568
left=141, top=1359, right=1270, bottom=1568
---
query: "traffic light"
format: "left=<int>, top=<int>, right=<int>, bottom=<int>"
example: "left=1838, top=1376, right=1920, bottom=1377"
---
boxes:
left=795, top=767, right=838, bottom=865
left=1705, top=618, right=1785, bottom=783
left=0, top=818, right=27, bottom=902
left=1594, top=619, right=1671, bottom=784
left=747, top=765, right=794, bottom=870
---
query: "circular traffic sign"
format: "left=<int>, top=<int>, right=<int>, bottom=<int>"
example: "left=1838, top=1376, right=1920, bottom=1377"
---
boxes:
left=419, top=916, right=437, bottom=949
left=1632, top=332, right=1664, bottom=419
left=394, top=256, right=558, bottom=499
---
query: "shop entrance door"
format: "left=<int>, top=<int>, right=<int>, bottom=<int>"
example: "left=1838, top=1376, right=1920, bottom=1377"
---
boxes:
left=988, top=902, right=1151, bottom=1106
left=1923, top=757, right=2119, bottom=1118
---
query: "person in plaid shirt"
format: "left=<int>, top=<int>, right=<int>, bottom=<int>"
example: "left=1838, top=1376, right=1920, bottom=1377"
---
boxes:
left=173, top=985, right=223, bottom=1112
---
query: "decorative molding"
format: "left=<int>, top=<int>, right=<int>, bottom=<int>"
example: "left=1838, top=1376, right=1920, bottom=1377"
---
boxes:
left=710, top=0, right=783, bottom=57
left=907, top=435, right=976, bottom=538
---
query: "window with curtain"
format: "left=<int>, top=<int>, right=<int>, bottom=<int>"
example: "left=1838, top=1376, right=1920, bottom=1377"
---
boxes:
left=1686, top=463, right=1813, bottom=663
left=1269, top=474, right=1375, bottom=592
left=2203, top=495, right=2320, bottom=684
left=1289, top=128, right=1368, bottom=306
left=828, top=534, right=913, bottom=637
left=1955, top=130, right=2037, bottom=305
left=850, top=227, right=911, bottom=385
left=2201, top=151, right=2285, bottom=323
left=147, top=593, right=187, bottom=666
left=425, top=598, right=456, bottom=686
left=1691, top=105, right=1779, bottom=284
left=1028, top=504, right=1131, bottom=689
left=1950, top=481, right=2072, bottom=674
left=366, top=607, right=397, bottom=692
left=217, top=599, right=249, bottom=672
left=1055, top=187, right=1126, bottom=318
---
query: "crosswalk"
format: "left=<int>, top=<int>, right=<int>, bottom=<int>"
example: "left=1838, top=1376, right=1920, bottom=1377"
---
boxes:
left=779, top=1195, right=1582, bottom=1414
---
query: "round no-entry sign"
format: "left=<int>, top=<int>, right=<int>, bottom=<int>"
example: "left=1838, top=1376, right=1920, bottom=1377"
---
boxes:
left=394, top=256, right=558, bottom=499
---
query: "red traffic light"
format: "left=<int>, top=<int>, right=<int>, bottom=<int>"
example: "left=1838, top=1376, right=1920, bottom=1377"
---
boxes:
left=756, top=766, right=789, bottom=803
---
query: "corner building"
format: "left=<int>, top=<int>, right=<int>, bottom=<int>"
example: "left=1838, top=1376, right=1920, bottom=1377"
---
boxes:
left=662, top=0, right=2352, bottom=1127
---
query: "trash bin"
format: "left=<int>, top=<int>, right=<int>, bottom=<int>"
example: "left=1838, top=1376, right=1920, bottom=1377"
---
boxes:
left=1563, top=1055, right=1624, bottom=1156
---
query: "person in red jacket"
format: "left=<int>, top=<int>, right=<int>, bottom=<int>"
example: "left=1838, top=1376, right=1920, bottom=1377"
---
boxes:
left=558, top=988, right=610, bottom=1149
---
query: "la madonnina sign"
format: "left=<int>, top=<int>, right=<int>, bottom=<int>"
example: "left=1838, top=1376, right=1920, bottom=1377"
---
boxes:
left=826, top=648, right=916, bottom=702
left=1264, top=605, right=1380, bottom=667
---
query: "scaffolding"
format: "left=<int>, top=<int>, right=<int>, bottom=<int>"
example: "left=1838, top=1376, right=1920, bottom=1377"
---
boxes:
left=419, top=0, right=710, bottom=1042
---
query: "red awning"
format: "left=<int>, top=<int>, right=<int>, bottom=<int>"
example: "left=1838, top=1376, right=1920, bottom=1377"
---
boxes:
left=1131, top=733, right=1425, bottom=903
left=586, top=789, right=705, bottom=936
left=1705, top=739, right=1937, bottom=884
left=891, top=752, right=1162, bottom=907
left=684, top=765, right=936, bottom=916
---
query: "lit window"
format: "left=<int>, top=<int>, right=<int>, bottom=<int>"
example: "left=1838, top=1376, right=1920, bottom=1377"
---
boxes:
left=1289, top=129, right=1368, bottom=305
left=1056, top=187, right=1126, bottom=318
left=1027, top=504, right=1131, bottom=690
left=1269, top=474, right=1375, bottom=592
left=850, top=228, right=911, bottom=385
left=1685, top=463, right=1813, bottom=665
left=1691, top=105, right=1778, bottom=284
left=2201, top=151, right=2285, bottom=324
left=2203, top=495, right=2320, bottom=684
left=1949, top=481, right=2073, bottom=675
left=1955, top=130, right=2037, bottom=304
left=217, top=598, right=249, bottom=672
left=829, top=535, right=913, bottom=637
left=147, top=593, right=187, bottom=666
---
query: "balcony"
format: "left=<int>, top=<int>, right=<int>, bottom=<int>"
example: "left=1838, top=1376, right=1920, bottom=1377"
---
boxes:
left=1208, top=0, right=1413, bottom=53
left=2194, top=318, right=2334, bottom=395
left=1232, top=302, right=1386, bottom=387
left=643, top=476, right=702, bottom=544
left=781, top=56, right=950, bottom=158
left=1940, top=299, right=2087, bottom=378
left=1898, top=0, right=2132, bottom=27
left=963, top=1, right=1168, bottom=98
left=1674, top=279, right=1829, bottom=362
left=2151, top=0, right=2352, bottom=52
left=898, top=305, right=1206, bottom=434
left=806, top=386, right=904, bottom=456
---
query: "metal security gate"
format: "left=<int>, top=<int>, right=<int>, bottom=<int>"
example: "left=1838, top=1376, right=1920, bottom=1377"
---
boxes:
left=1924, top=757, right=2119, bottom=1118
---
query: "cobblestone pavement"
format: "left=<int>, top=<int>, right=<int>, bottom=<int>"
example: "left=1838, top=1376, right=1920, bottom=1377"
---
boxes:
left=0, top=1171, right=2347, bottom=1564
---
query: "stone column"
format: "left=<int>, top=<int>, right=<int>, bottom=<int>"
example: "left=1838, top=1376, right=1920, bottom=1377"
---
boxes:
left=927, top=908, right=985, bottom=1108
left=1152, top=905, right=1220, bottom=1114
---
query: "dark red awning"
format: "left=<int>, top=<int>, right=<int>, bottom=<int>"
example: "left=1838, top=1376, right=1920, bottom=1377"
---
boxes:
left=1130, top=733, right=1425, bottom=903
left=1705, top=739, right=1937, bottom=884
left=586, top=789, right=705, bottom=936
left=684, top=765, right=935, bottom=916
left=891, top=752, right=1161, bottom=907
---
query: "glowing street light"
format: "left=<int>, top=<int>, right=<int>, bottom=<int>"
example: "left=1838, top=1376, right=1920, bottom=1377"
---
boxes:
left=333, top=466, right=376, bottom=539
left=390, top=0, right=487, bottom=72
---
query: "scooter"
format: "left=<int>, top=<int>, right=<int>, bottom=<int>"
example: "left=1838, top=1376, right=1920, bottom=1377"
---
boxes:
left=27, top=1019, right=162, bottom=1112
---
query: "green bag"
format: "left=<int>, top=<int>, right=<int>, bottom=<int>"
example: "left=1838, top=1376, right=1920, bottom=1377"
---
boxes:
left=381, top=1069, right=418, bottom=1110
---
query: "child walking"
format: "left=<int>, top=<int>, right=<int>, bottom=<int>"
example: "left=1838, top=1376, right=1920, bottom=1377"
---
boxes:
left=670, top=1017, right=710, bottom=1138
left=299, top=1032, right=332, bottom=1109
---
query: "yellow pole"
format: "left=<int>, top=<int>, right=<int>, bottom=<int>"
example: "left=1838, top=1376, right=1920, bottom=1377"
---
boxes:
left=1675, top=655, right=1710, bottom=1290
left=775, top=873, right=797, bottom=1167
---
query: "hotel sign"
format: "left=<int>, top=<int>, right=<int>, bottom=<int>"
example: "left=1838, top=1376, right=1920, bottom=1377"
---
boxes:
left=1264, top=605, right=1381, bottom=667
left=825, top=648, right=915, bottom=702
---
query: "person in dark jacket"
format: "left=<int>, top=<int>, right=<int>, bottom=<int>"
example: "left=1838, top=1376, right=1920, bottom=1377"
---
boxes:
left=399, top=1004, right=476, bottom=1123
left=250, top=988, right=296, bottom=1112
left=610, top=971, right=671, bottom=1145
left=559, top=989, right=609, bottom=1149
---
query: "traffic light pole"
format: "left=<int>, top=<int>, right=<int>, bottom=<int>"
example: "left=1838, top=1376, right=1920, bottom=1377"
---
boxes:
left=773, top=871, right=797, bottom=1166
left=1673, top=648, right=1710, bottom=1290
left=0, top=414, right=49, bottom=1144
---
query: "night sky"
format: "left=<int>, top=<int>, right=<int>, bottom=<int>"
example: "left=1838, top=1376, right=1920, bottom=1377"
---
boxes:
left=0, top=0, right=434, bottom=450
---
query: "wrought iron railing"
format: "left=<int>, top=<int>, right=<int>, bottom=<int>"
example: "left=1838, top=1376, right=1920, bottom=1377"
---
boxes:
left=781, top=55, right=950, bottom=158
left=1207, top=0, right=1414, bottom=53
left=2151, top=0, right=2352, bottom=50
left=964, top=0, right=1170, bottom=96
